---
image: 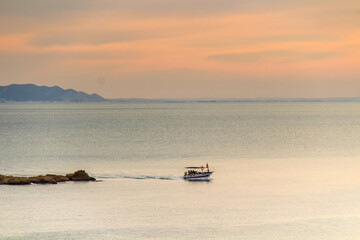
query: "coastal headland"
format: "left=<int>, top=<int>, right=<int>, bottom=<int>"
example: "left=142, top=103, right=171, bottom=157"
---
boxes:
left=0, top=170, right=96, bottom=185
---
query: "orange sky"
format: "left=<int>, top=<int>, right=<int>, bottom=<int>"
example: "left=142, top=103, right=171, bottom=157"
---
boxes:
left=0, top=0, right=359, bottom=98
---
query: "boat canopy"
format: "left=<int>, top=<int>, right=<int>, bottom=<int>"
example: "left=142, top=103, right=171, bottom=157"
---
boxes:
left=185, top=166, right=204, bottom=169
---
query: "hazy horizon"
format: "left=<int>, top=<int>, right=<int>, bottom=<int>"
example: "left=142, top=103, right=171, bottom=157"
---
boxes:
left=1, top=83, right=360, bottom=101
left=1, top=0, right=359, bottom=98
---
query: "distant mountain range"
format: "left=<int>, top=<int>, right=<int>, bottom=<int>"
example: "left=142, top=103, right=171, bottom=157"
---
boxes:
left=0, top=84, right=106, bottom=102
left=1, top=83, right=359, bottom=103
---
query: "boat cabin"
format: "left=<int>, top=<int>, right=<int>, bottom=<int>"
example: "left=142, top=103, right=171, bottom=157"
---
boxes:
left=184, top=164, right=212, bottom=175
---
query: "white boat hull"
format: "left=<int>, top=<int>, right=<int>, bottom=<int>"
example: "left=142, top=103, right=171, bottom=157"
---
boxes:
left=183, top=172, right=213, bottom=180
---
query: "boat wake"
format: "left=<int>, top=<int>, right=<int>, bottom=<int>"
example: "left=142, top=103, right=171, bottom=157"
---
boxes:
left=121, top=175, right=183, bottom=180
left=94, top=174, right=183, bottom=180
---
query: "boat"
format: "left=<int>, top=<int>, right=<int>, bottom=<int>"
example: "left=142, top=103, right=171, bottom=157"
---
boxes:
left=183, top=164, right=213, bottom=181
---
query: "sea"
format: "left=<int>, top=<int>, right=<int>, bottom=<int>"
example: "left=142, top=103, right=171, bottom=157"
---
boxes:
left=0, top=102, right=359, bottom=240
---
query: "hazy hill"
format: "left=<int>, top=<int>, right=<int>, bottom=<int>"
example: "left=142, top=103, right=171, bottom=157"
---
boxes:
left=0, top=84, right=106, bottom=102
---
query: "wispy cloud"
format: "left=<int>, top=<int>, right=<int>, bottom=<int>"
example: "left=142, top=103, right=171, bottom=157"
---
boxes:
left=207, top=50, right=338, bottom=63
left=0, top=0, right=320, bottom=17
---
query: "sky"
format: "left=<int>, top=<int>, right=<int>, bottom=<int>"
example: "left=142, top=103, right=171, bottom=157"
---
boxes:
left=0, top=0, right=359, bottom=98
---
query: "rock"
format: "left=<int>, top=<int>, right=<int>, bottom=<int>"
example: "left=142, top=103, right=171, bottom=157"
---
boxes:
left=66, top=170, right=96, bottom=181
left=3, top=176, right=32, bottom=185
left=28, top=176, right=58, bottom=184
left=0, top=175, right=5, bottom=182
left=0, top=170, right=95, bottom=185
left=45, top=174, right=69, bottom=182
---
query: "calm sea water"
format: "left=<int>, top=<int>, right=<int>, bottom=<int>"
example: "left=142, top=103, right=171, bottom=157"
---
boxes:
left=1, top=102, right=360, bottom=239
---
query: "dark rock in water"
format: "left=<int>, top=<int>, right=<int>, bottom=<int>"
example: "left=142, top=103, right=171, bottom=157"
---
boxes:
left=45, top=174, right=69, bottom=182
left=1, top=176, right=31, bottom=185
left=0, top=170, right=96, bottom=185
left=28, top=176, right=58, bottom=184
left=66, top=170, right=96, bottom=181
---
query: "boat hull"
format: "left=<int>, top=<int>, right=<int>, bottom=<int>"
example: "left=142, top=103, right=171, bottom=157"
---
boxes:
left=183, top=172, right=213, bottom=180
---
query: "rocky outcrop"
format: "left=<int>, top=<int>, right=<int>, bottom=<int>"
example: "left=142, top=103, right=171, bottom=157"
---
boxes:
left=0, top=175, right=32, bottom=185
left=0, top=170, right=96, bottom=185
left=66, top=170, right=96, bottom=181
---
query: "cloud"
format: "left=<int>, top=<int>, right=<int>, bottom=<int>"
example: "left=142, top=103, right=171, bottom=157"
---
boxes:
left=186, top=34, right=338, bottom=49
left=207, top=50, right=338, bottom=63
left=31, top=30, right=157, bottom=46
left=0, top=0, right=301, bottom=17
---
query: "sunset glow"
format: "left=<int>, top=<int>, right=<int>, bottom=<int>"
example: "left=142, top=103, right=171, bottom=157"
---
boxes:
left=1, top=0, right=359, bottom=98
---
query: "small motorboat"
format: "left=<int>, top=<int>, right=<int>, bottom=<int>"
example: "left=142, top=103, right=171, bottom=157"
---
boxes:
left=183, top=164, right=213, bottom=181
